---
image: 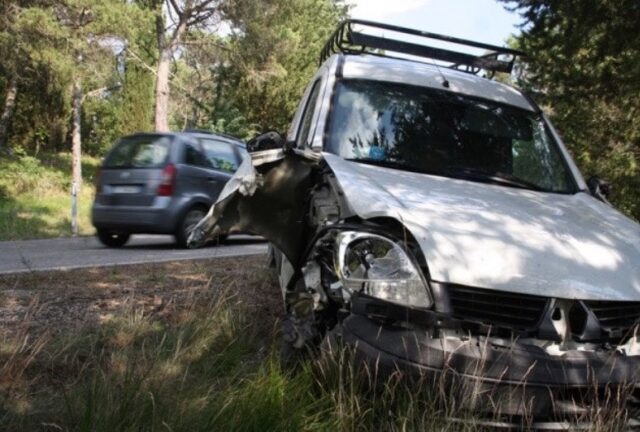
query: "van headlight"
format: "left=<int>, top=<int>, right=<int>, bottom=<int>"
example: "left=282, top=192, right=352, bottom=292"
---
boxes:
left=334, top=231, right=433, bottom=308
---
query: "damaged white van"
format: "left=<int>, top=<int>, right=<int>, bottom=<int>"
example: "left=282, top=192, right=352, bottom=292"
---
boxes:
left=190, top=20, right=640, bottom=426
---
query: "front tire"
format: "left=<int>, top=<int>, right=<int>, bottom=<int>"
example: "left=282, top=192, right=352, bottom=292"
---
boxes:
left=280, top=315, right=317, bottom=369
left=96, top=229, right=130, bottom=248
left=175, top=206, right=207, bottom=248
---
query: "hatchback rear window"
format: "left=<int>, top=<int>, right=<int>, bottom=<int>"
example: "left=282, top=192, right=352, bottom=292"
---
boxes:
left=104, top=136, right=172, bottom=168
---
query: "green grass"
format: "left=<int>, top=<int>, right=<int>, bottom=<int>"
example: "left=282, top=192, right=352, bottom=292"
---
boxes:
left=0, top=260, right=464, bottom=432
left=0, top=152, right=99, bottom=240
left=0, top=256, right=635, bottom=431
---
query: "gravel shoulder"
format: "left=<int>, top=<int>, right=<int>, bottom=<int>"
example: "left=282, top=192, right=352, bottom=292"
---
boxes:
left=0, top=254, right=280, bottom=338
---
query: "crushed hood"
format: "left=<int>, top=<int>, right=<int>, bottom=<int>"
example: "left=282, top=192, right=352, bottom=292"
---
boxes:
left=323, top=153, right=640, bottom=301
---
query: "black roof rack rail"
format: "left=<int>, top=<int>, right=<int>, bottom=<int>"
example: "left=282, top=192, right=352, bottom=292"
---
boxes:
left=319, top=19, right=525, bottom=75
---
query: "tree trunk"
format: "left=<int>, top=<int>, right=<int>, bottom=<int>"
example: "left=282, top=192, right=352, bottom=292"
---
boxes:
left=71, top=76, right=82, bottom=236
left=154, top=48, right=172, bottom=132
left=153, top=3, right=188, bottom=133
left=0, top=72, right=18, bottom=150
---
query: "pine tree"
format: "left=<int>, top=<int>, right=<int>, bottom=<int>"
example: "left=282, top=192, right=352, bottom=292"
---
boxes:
left=501, top=0, right=640, bottom=218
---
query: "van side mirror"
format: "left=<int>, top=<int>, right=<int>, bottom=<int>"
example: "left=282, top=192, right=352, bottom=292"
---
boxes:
left=247, top=130, right=285, bottom=152
left=587, top=175, right=611, bottom=203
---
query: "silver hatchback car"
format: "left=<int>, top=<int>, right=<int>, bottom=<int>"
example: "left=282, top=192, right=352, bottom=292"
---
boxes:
left=92, top=131, right=246, bottom=248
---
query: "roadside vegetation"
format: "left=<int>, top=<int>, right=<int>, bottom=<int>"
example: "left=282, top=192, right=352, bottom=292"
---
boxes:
left=0, top=256, right=634, bottom=431
left=0, top=0, right=346, bottom=241
left=1, top=256, right=456, bottom=431
left=0, top=153, right=99, bottom=240
left=1, top=0, right=638, bottom=241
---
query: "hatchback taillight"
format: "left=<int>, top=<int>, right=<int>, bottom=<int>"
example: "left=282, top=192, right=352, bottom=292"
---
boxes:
left=157, top=163, right=177, bottom=196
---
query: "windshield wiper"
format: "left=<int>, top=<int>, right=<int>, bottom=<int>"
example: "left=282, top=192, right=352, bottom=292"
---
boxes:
left=347, top=159, right=551, bottom=192
left=445, top=167, right=551, bottom=192
left=347, top=158, right=405, bottom=170
left=346, top=158, right=445, bottom=176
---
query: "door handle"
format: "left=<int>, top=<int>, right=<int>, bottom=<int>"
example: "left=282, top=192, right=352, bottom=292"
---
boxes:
left=206, top=177, right=216, bottom=182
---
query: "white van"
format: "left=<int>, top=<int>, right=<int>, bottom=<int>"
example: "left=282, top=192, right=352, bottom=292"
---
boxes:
left=190, top=20, right=640, bottom=427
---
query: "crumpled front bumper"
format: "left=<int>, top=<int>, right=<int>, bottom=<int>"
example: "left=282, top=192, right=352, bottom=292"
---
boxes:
left=341, top=299, right=640, bottom=422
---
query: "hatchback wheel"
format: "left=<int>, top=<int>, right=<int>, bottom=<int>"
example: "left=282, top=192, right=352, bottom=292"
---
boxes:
left=96, top=229, right=130, bottom=248
left=176, top=207, right=207, bottom=248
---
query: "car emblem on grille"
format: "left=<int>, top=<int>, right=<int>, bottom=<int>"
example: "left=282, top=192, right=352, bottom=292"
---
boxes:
left=120, top=171, right=131, bottom=179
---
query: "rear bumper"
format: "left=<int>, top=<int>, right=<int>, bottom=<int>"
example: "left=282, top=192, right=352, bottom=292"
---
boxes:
left=342, top=306, right=640, bottom=419
left=91, top=198, right=181, bottom=233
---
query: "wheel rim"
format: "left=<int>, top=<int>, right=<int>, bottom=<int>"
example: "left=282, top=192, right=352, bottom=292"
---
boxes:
left=183, top=209, right=206, bottom=239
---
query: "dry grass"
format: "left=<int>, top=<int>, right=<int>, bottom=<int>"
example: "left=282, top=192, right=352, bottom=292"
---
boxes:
left=0, top=256, right=636, bottom=431
left=0, top=256, right=284, bottom=431
left=0, top=256, right=281, bottom=339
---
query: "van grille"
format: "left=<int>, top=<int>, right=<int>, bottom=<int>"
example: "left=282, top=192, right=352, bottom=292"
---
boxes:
left=584, top=300, right=640, bottom=334
left=448, top=285, right=549, bottom=330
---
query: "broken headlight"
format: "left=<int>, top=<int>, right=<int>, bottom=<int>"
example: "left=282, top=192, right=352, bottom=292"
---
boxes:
left=335, top=231, right=432, bottom=308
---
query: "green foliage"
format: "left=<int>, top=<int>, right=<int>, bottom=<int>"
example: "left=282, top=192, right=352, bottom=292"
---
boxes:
left=0, top=153, right=99, bottom=239
left=83, top=94, right=125, bottom=155
left=0, top=0, right=152, bottom=156
left=217, top=0, right=348, bottom=137
left=118, top=3, right=157, bottom=136
left=119, top=62, right=155, bottom=136
left=502, top=0, right=640, bottom=218
left=0, top=0, right=346, bottom=239
left=1, top=0, right=344, bottom=153
left=9, top=62, right=70, bottom=154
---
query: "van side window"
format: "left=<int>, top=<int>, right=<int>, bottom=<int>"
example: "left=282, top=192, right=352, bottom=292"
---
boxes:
left=296, top=80, right=322, bottom=147
left=184, top=142, right=212, bottom=168
left=200, top=140, right=239, bottom=173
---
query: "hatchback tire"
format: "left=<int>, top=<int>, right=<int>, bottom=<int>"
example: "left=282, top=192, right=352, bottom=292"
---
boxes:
left=175, top=206, right=207, bottom=248
left=96, top=229, right=130, bottom=248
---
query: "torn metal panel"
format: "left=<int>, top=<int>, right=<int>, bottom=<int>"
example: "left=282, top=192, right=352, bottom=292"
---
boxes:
left=189, top=149, right=320, bottom=264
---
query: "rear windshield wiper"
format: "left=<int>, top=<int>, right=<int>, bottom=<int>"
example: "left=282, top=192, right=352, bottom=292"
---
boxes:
left=445, top=167, right=551, bottom=192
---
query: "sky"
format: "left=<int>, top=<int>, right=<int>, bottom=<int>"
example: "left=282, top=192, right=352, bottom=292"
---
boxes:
left=346, top=0, right=522, bottom=50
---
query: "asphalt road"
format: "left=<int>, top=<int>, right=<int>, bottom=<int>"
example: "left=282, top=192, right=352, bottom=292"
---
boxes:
left=0, top=234, right=268, bottom=274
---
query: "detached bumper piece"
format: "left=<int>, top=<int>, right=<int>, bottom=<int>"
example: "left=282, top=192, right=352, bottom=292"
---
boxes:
left=344, top=297, right=640, bottom=428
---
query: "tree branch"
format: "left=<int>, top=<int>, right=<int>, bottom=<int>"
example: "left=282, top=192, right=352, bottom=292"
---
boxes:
left=167, top=0, right=183, bottom=17
left=165, top=1, right=179, bottom=27
left=81, top=85, right=121, bottom=103
left=180, top=39, right=230, bottom=52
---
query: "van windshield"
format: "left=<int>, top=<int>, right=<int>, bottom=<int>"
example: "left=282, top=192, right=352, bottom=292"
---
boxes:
left=326, top=80, right=577, bottom=194
left=104, top=135, right=172, bottom=168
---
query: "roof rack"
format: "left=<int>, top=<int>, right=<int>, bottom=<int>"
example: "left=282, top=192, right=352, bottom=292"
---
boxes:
left=319, top=19, right=524, bottom=75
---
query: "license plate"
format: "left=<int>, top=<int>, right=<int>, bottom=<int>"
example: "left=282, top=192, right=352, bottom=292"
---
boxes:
left=111, top=185, right=141, bottom=194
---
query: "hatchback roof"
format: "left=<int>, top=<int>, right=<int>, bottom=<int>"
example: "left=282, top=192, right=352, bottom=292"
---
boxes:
left=123, top=131, right=246, bottom=148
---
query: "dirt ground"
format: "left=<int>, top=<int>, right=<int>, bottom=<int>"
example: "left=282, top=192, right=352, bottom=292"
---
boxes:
left=0, top=254, right=281, bottom=339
